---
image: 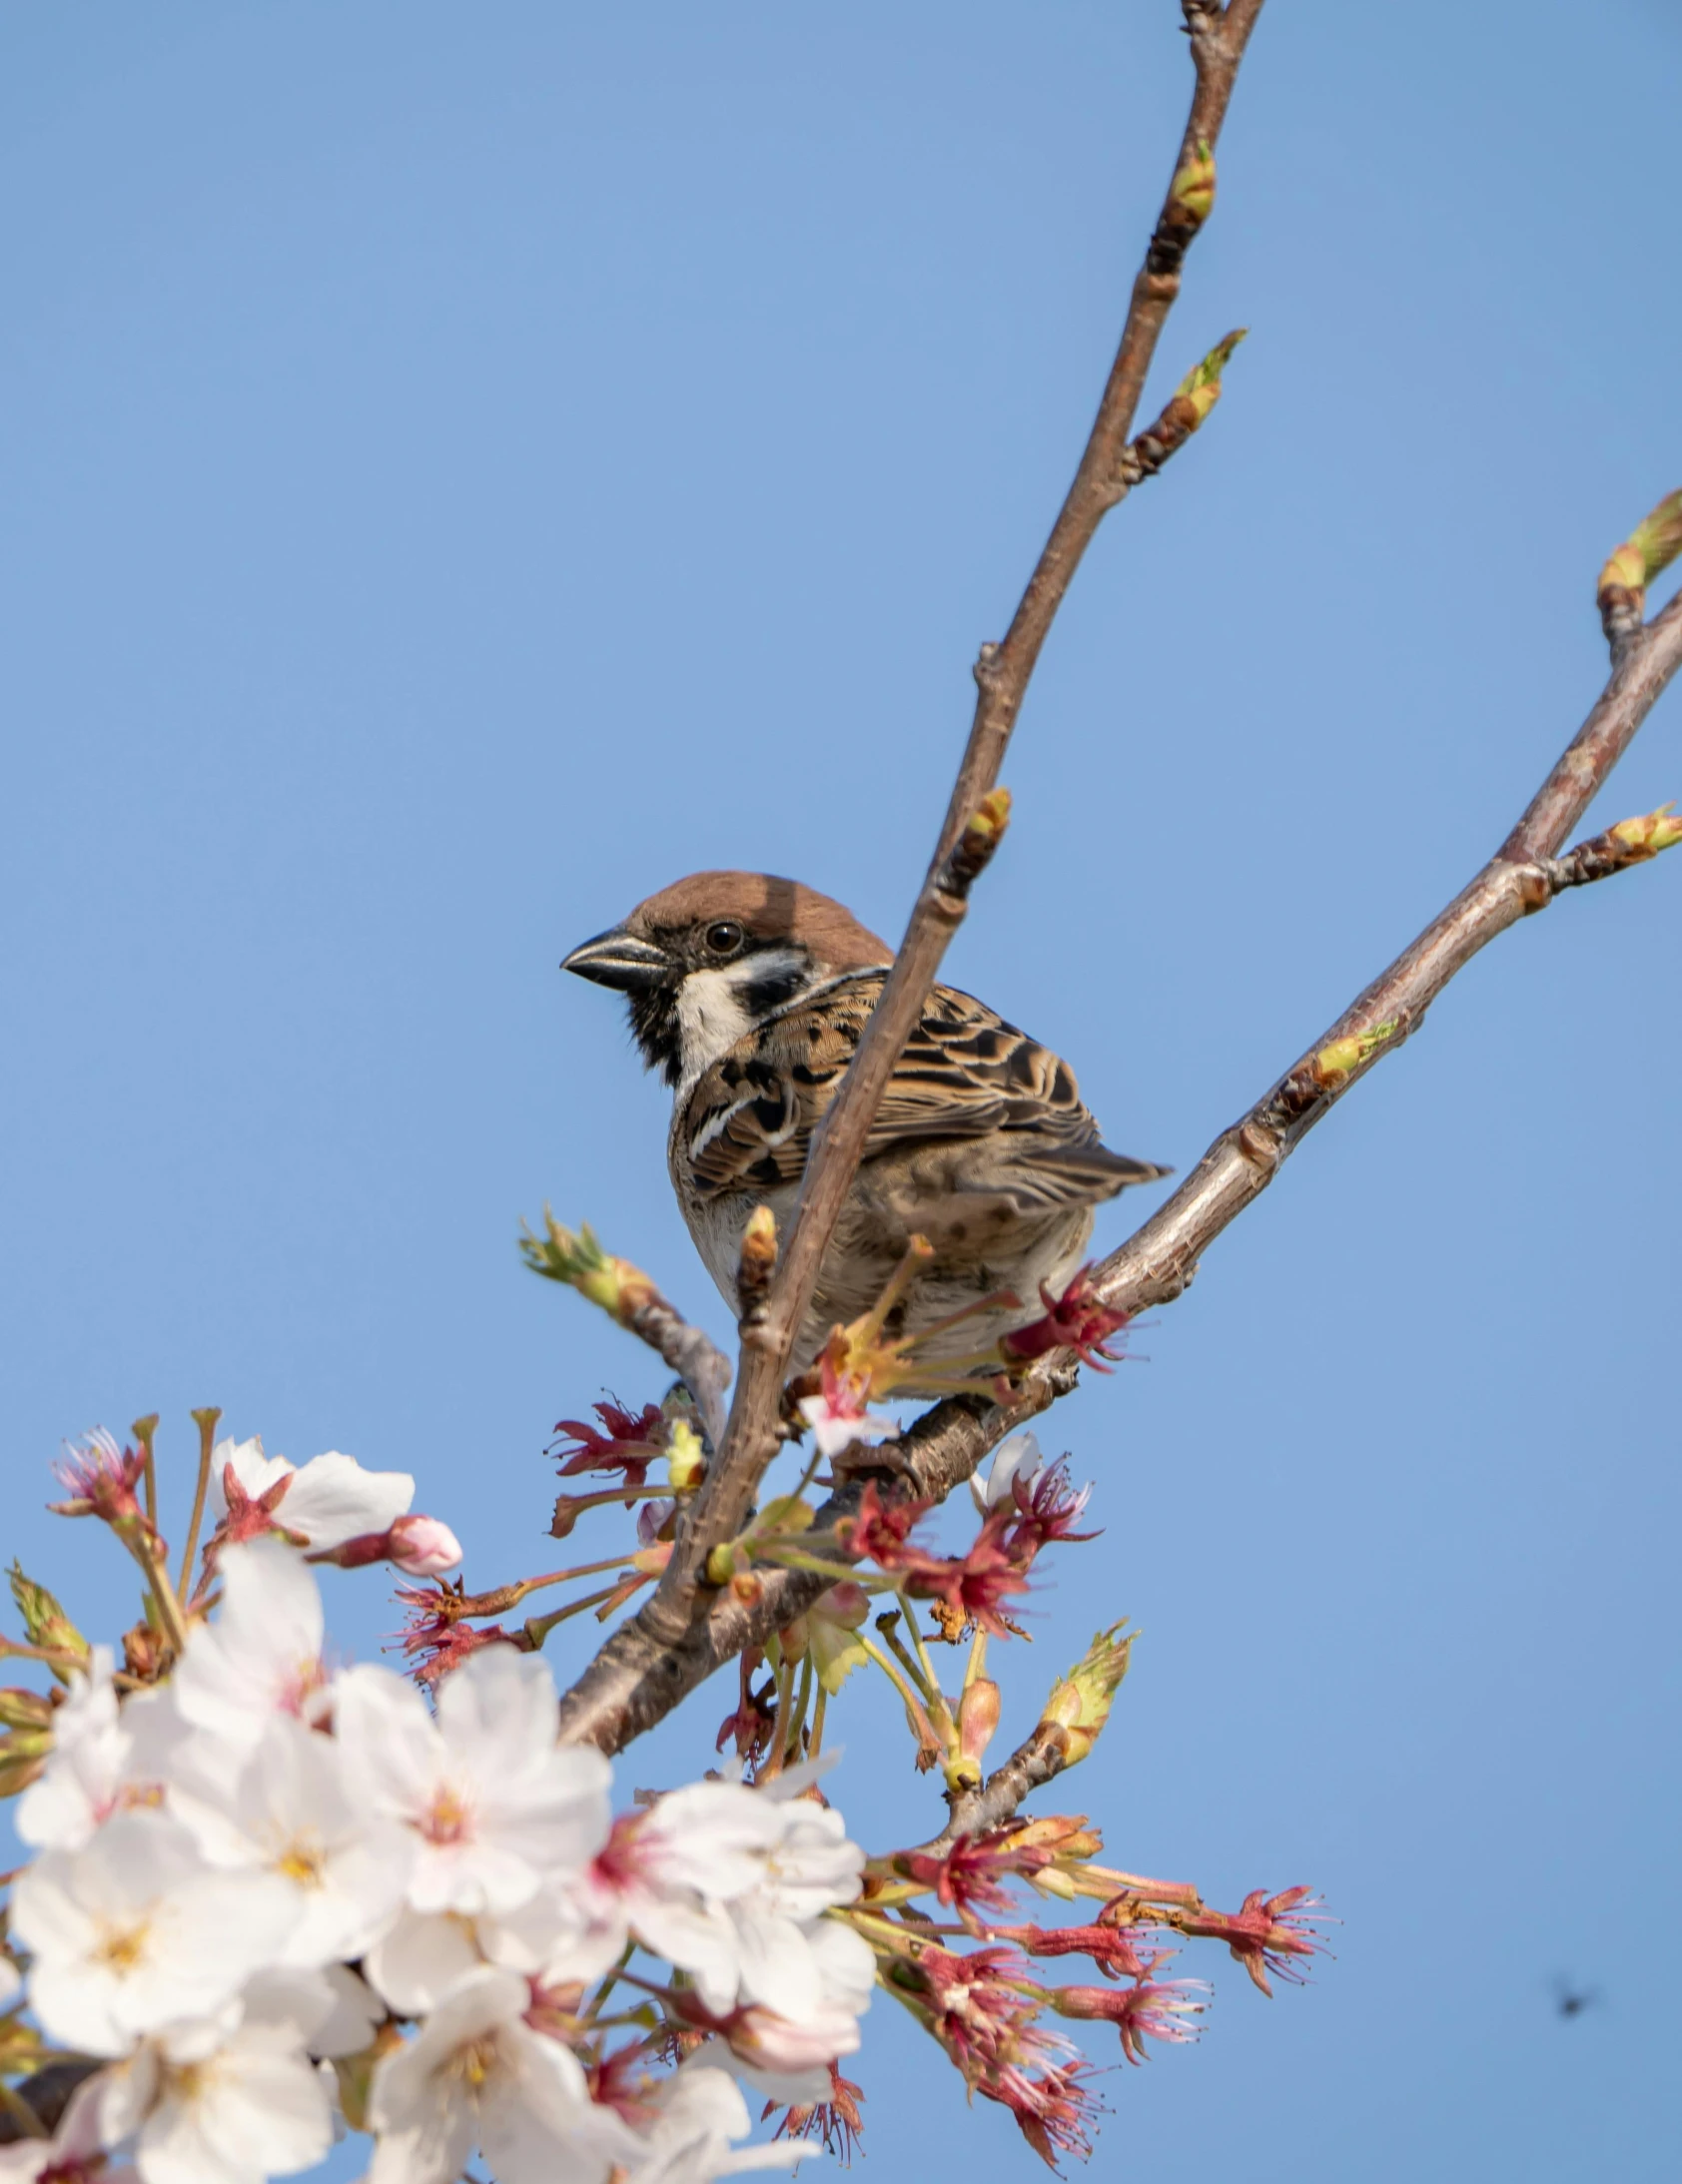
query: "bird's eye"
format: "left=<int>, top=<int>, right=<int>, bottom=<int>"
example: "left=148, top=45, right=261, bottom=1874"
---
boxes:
left=704, top=921, right=744, bottom=957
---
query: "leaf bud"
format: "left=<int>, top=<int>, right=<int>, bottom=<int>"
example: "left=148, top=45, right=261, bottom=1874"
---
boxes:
left=8, top=1563, right=90, bottom=1681
left=1040, top=1621, right=1134, bottom=1769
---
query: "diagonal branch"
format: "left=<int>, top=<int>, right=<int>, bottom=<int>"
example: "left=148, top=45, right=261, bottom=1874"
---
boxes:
left=636, top=0, right=1269, bottom=1642
left=555, top=586, right=1682, bottom=1756
left=1085, top=588, right=1682, bottom=1330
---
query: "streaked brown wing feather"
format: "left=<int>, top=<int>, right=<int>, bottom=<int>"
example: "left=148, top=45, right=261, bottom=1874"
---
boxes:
left=685, top=973, right=1145, bottom=1203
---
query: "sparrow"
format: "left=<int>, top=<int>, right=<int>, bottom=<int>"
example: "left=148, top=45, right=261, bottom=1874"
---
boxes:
left=562, top=871, right=1169, bottom=1387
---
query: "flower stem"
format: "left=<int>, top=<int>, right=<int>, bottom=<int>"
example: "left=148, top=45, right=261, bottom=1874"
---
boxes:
left=787, top=1653, right=814, bottom=1766
left=857, top=1631, right=942, bottom=1767
left=896, top=1589, right=948, bottom=1702
left=875, top=1610, right=936, bottom=1708
left=763, top=1653, right=796, bottom=1779
left=126, top=1534, right=190, bottom=1657
left=523, top=1584, right=622, bottom=1650
left=577, top=1941, right=637, bottom=2029
left=132, top=1413, right=161, bottom=1537
left=808, top=1684, right=828, bottom=1758
left=1074, top=1863, right=1203, bottom=1909
left=179, top=1407, right=222, bottom=1598
left=757, top=1545, right=869, bottom=1587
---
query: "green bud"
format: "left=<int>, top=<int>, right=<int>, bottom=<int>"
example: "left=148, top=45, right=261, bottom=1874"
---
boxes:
left=0, top=1688, right=53, bottom=1733
left=8, top=1562, right=90, bottom=1682
left=1040, top=1621, right=1134, bottom=1769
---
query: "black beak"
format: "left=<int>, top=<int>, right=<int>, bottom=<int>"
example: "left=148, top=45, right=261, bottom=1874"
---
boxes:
left=560, top=928, right=672, bottom=992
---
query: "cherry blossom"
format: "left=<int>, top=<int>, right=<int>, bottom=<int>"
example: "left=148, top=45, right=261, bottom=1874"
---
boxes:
left=16, top=1651, right=186, bottom=1853
left=206, top=1438, right=413, bottom=1556
left=366, top=1966, right=633, bottom=2184
left=169, top=1715, right=414, bottom=1968
left=90, top=1982, right=334, bottom=2184
left=11, top=1810, right=294, bottom=2054
left=0, top=1395, right=1327, bottom=2183
left=334, top=1645, right=610, bottom=1918
left=169, top=1546, right=329, bottom=1755
left=625, top=2061, right=817, bottom=2182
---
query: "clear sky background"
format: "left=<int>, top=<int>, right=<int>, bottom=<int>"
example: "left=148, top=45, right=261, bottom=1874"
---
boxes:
left=3, top=4, right=1679, bottom=2178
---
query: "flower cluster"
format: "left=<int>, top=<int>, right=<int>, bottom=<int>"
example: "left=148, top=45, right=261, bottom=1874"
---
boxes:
left=3, top=1368, right=1331, bottom=2184
left=0, top=1432, right=873, bottom=2184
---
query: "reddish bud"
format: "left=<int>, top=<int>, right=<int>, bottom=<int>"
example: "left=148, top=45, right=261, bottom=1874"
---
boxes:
left=1052, top=1974, right=1209, bottom=2065
left=1001, top=1267, right=1131, bottom=1371
left=1177, top=1885, right=1329, bottom=1996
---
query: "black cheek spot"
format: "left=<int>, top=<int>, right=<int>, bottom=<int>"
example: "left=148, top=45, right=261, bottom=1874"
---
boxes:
left=743, top=970, right=805, bottom=1018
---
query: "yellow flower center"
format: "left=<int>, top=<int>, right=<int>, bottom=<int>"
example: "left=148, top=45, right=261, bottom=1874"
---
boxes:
left=450, top=2036, right=498, bottom=2091
left=420, top=1784, right=473, bottom=1844
left=93, top=1919, right=151, bottom=1975
left=275, top=1831, right=328, bottom=1886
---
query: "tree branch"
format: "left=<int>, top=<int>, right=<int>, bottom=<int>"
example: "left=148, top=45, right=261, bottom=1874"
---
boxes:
left=557, top=589, right=1682, bottom=1758
left=1084, top=589, right=1682, bottom=1329
left=554, top=1368, right=1077, bottom=1750
left=636, top=0, right=1268, bottom=1644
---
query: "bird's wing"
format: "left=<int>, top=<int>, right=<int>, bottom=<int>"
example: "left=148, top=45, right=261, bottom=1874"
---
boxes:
left=684, top=973, right=1167, bottom=1206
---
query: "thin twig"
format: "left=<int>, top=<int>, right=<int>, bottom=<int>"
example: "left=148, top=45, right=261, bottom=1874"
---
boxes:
left=936, top=1723, right=1076, bottom=1845
left=620, top=1293, right=733, bottom=1453
left=520, top=1212, right=732, bottom=1447
left=641, top=0, right=1268, bottom=1638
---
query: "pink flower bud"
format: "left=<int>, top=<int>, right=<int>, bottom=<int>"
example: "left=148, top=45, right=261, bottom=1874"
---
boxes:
left=958, top=1676, right=1002, bottom=1766
left=323, top=1514, right=462, bottom=1574
left=387, top=1514, right=463, bottom=1577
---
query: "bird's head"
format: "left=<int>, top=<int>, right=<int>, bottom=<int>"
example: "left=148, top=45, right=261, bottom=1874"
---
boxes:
left=562, top=871, right=892, bottom=1087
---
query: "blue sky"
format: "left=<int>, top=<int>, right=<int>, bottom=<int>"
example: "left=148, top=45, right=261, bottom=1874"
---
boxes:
left=2, top=3, right=1679, bottom=2177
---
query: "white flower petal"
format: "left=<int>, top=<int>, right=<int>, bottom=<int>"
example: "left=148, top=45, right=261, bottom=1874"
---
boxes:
left=970, top=1429, right=1045, bottom=1514
left=274, top=1454, right=413, bottom=1552
left=172, top=1545, right=327, bottom=1750
left=364, top=1905, right=484, bottom=2016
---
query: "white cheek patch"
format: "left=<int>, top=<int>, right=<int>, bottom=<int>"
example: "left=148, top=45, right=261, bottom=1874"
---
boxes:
left=674, top=950, right=810, bottom=1092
